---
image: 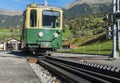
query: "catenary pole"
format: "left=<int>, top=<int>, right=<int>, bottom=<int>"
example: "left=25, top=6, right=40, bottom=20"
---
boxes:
left=111, top=0, right=119, bottom=59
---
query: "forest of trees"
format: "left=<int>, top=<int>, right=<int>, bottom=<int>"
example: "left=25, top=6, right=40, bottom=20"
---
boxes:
left=63, top=13, right=107, bottom=40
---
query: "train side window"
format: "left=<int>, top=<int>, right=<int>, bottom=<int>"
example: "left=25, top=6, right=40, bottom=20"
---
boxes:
left=30, top=10, right=37, bottom=27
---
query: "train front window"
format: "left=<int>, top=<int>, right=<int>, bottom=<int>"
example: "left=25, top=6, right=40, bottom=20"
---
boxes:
left=30, top=10, right=37, bottom=27
left=42, top=10, right=60, bottom=28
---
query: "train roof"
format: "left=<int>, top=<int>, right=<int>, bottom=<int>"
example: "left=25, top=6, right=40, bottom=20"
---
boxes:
left=27, top=4, right=63, bottom=10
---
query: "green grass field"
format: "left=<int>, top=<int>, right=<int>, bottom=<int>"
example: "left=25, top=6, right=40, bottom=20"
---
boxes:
left=0, top=28, right=21, bottom=40
left=59, top=40, right=113, bottom=55
left=59, top=30, right=114, bottom=55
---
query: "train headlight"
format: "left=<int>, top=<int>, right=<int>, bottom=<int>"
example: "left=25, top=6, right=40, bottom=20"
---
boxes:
left=38, top=32, right=43, bottom=37
left=54, top=33, right=59, bottom=38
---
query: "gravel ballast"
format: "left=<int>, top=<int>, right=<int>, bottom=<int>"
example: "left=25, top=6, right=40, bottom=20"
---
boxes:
left=30, top=63, right=60, bottom=83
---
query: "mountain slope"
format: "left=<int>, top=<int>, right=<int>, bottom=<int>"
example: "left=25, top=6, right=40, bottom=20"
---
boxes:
left=65, top=0, right=111, bottom=9
left=0, top=15, right=23, bottom=28
left=0, top=8, right=22, bottom=16
left=64, top=0, right=111, bottom=18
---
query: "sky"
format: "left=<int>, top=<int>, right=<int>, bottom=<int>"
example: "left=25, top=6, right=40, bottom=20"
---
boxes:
left=0, top=0, right=75, bottom=10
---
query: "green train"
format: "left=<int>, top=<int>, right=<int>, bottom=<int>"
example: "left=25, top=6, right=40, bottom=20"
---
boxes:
left=20, top=4, right=63, bottom=55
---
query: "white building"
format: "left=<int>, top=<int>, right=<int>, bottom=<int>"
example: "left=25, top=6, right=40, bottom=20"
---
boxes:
left=3, top=38, right=20, bottom=51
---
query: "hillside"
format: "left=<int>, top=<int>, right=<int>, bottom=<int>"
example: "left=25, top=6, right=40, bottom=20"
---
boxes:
left=63, top=13, right=106, bottom=44
left=64, top=0, right=111, bottom=18
left=0, top=8, right=23, bottom=28
left=65, top=0, right=111, bottom=9
left=0, top=15, right=23, bottom=28
left=60, top=0, right=112, bottom=55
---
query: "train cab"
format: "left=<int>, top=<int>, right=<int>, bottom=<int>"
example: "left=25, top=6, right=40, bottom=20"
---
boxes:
left=20, top=4, right=63, bottom=54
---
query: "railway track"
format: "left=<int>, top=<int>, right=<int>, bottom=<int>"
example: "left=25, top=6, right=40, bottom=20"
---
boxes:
left=38, top=56, right=120, bottom=83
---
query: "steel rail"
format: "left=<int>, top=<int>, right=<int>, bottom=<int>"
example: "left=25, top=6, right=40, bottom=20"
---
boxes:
left=43, top=59, right=111, bottom=83
left=46, top=56, right=120, bottom=77
left=38, top=60, right=91, bottom=83
left=37, top=56, right=120, bottom=83
left=44, top=59, right=120, bottom=83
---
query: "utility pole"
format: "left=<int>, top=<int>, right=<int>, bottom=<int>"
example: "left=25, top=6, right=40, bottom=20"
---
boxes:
left=110, top=0, right=119, bottom=59
left=117, top=0, right=120, bottom=51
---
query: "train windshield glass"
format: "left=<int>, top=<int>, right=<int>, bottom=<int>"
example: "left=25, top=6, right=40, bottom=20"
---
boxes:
left=42, top=10, right=60, bottom=28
